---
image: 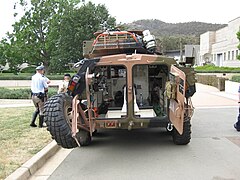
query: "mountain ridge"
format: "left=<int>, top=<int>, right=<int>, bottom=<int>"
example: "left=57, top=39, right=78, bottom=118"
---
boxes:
left=124, top=19, right=227, bottom=36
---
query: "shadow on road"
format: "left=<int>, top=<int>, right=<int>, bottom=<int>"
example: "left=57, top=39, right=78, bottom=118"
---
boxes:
left=89, top=128, right=177, bottom=148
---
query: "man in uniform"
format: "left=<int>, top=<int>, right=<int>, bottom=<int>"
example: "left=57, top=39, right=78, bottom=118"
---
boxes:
left=30, top=65, right=48, bottom=128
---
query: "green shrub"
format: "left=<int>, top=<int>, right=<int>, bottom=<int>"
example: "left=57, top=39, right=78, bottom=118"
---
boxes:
left=47, top=87, right=58, bottom=97
left=0, top=87, right=58, bottom=99
left=21, top=66, right=36, bottom=73
left=231, top=75, right=240, bottom=83
left=0, top=73, right=74, bottom=80
left=195, top=65, right=240, bottom=73
left=0, top=73, right=33, bottom=80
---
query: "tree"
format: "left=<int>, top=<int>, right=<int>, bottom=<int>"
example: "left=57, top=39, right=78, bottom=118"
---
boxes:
left=7, top=0, right=82, bottom=73
left=1, top=35, right=30, bottom=74
left=237, top=31, right=240, bottom=60
left=49, top=2, right=116, bottom=72
left=159, top=35, right=199, bottom=52
left=0, top=41, right=6, bottom=65
left=2, top=0, right=115, bottom=74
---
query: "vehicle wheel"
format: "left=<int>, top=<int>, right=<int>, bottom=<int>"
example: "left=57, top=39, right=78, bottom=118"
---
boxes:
left=44, top=93, right=79, bottom=148
left=92, top=129, right=98, bottom=136
left=172, top=117, right=191, bottom=145
left=77, top=129, right=92, bottom=146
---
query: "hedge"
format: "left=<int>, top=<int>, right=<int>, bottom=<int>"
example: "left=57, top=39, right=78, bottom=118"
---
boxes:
left=0, top=73, right=74, bottom=80
left=231, top=75, right=240, bottom=83
left=195, top=65, right=240, bottom=73
left=0, top=87, right=58, bottom=99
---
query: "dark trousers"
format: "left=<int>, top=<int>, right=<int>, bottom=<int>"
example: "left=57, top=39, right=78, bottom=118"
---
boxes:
left=237, top=108, right=240, bottom=127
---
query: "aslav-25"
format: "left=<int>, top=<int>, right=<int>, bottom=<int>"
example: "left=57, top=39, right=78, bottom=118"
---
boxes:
left=44, top=28, right=196, bottom=148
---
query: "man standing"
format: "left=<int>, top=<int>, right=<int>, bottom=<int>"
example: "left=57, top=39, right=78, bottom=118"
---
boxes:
left=234, top=85, right=240, bottom=131
left=30, top=66, right=48, bottom=128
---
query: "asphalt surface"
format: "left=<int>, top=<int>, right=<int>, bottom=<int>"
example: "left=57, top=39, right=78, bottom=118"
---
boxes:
left=47, top=108, right=240, bottom=180
left=45, top=84, right=240, bottom=180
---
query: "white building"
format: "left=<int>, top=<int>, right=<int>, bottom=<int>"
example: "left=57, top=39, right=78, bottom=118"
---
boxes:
left=185, top=45, right=200, bottom=66
left=199, top=17, right=240, bottom=67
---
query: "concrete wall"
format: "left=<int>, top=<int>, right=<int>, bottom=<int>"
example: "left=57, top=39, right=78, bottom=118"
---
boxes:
left=200, top=31, right=216, bottom=56
left=212, top=28, right=228, bottom=53
left=196, top=74, right=226, bottom=91
left=196, top=73, right=240, bottom=79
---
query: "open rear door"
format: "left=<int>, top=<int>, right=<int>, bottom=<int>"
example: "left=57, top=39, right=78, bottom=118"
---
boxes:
left=85, top=67, right=95, bottom=136
left=169, top=65, right=186, bottom=135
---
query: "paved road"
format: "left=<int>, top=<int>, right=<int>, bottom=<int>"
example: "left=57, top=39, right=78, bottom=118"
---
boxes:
left=45, top=84, right=240, bottom=180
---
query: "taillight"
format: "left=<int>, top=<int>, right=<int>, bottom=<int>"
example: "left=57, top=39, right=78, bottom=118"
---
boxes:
left=68, top=75, right=80, bottom=92
left=93, top=107, right=98, bottom=117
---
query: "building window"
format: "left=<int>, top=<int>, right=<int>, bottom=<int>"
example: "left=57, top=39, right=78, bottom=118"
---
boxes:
left=236, top=50, right=239, bottom=57
left=228, top=51, right=230, bottom=60
left=232, top=51, right=234, bottom=60
left=224, top=52, right=226, bottom=61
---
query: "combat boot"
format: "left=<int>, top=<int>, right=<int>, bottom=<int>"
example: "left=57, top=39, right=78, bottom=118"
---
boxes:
left=234, top=123, right=240, bottom=131
left=39, top=115, right=45, bottom=128
left=30, top=110, right=39, bottom=127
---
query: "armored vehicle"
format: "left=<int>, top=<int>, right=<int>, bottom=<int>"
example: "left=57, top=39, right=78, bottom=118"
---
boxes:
left=44, top=29, right=196, bottom=148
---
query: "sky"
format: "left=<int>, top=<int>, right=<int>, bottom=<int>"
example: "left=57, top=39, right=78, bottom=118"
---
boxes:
left=0, top=0, right=239, bottom=39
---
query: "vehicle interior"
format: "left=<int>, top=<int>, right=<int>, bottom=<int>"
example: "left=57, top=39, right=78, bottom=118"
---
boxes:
left=90, top=64, right=169, bottom=119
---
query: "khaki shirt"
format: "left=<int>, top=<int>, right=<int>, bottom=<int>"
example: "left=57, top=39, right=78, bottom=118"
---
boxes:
left=58, top=80, right=69, bottom=93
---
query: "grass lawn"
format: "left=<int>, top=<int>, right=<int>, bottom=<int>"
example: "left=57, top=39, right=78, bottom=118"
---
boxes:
left=0, top=107, right=52, bottom=179
left=195, top=65, right=240, bottom=73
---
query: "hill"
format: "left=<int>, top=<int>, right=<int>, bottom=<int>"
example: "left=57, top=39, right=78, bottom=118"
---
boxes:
left=125, top=19, right=226, bottom=36
left=124, top=19, right=226, bottom=51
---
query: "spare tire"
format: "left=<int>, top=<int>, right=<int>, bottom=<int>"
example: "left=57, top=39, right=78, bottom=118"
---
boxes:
left=44, top=93, right=78, bottom=148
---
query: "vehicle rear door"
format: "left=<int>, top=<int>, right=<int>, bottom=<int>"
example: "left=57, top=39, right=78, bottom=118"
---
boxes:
left=168, top=65, right=186, bottom=134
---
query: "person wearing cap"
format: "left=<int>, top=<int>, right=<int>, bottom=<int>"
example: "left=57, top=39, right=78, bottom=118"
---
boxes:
left=58, top=73, right=71, bottom=94
left=30, top=65, right=48, bottom=127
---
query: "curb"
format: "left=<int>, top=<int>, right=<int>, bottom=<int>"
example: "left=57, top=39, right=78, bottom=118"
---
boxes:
left=5, top=141, right=60, bottom=180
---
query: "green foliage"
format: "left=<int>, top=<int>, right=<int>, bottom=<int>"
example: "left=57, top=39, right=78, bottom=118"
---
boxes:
left=126, top=19, right=226, bottom=51
left=126, top=19, right=226, bottom=37
left=0, top=42, right=6, bottom=65
left=0, top=73, right=68, bottom=80
left=0, top=106, right=51, bottom=179
left=0, top=87, right=57, bottom=99
left=0, top=87, right=31, bottom=99
left=159, top=35, right=199, bottom=51
left=195, top=65, right=240, bottom=73
left=49, top=2, right=116, bottom=73
left=47, top=87, right=58, bottom=97
left=20, top=66, right=36, bottom=73
left=231, top=75, right=240, bottom=83
left=0, top=73, right=33, bottom=80
left=237, top=31, right=240, bottom=60
left=8, top=0, right=81, bottom=73
left=1, top=0, right=116, bottom=74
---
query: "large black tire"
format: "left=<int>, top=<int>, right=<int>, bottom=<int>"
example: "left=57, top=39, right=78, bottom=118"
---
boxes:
left=44, top=93, right=77, bottom=148
left=44, top=93, right=91, bottom=148
left=172, top=118, right=191, bottom=145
